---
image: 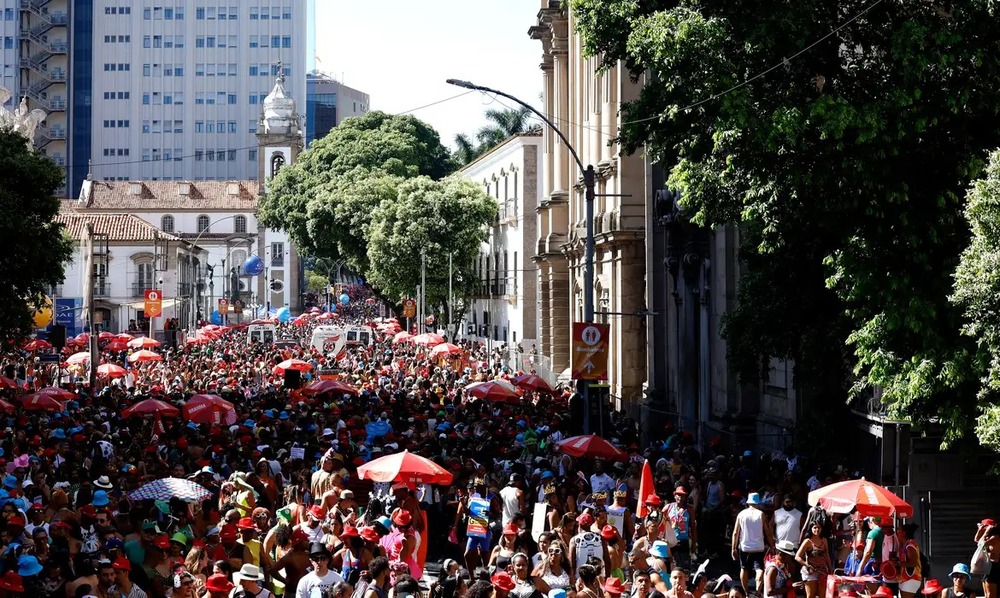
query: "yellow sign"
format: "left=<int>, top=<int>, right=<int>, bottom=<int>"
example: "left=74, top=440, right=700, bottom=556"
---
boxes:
left=402, top=298, right=416, bottom=318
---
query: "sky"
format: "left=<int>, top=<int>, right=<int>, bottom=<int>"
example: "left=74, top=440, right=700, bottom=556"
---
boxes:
left=313, top=0, right=544, bottom=150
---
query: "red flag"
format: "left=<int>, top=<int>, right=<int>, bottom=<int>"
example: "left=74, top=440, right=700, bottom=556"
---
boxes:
left=637, top=458, right=655, bottom=518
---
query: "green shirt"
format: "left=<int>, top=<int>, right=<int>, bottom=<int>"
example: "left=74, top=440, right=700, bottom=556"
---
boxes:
left=867, top=526, right=884, bottom=557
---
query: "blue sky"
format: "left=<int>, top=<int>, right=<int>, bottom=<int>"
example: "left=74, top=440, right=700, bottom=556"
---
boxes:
left=313, top=0, right=543, bottom=150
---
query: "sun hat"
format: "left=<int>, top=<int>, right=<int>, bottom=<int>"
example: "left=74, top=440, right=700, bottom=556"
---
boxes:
left=674, top=486, right=688, bottom=496
left=342, top=526, right=359, bottom=538
left=309, top=542, right=331, bottom=558
left=359, top=527, right=380, bottom=542
left=874, top=587, right=894, bottom=598
left=93, top=476, right=113, bottom=489
left=0, top=571, right=24, bottom=592
left=950, top=563, right=971, bottom=579
left=235, top=564, right=264, bottom=582
left=577, top=512, right=595, bottom=527
left=549, top=591, right=567, bottom=598
left=603, top=578, right=626, bottom=595
left=375, top=516, right=392, bottom=531
left=922, top=580, right=944, bottom=595
left=205, top=574, right=234, bottom=593
left=747, top=492, right=763, bottom=506
left=17, top=554, right=42, bottom=576
left=391, top=510, right=412, bottom=527
left=153, top=535, right=171, bottom=550
left=112, top=556, right=131, bottom=571
left=491, top=571, right=516, bottom=592
left=502, top=523, right=519, bottom=536
left=601, top=525, right=618, bottom=539
left=237, top=517, right=256, bottom=530
left=776, top=540, right=798, bottom=555
left=649, top=541, right=670, bottom=558
left=171, top=532, right=188, bottom=546
left=92, top=490, right=110, bottom=507
left=307, top=505, right=325, bottom=520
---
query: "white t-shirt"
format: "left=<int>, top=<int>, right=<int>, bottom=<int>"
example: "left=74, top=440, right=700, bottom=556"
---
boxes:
left=774, top=508, right=803, bottom=545
left=295, top=570, right=344, bottom=598
left=736, top=507, right=767, bottom=552
left=590, top=473, right=616, bottom=494
left=499, top=486, right=521, bottom=525
left=572, top=531, right=604, bottom=572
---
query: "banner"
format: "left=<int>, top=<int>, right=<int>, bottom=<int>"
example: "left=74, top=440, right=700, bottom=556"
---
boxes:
left=466, top=496, right=490, bottom=538
left=55, top=298, right=82, bottom=338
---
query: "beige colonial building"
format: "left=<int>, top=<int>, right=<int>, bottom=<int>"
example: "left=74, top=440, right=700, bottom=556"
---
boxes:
left=529, top=2, right=651, bottom=412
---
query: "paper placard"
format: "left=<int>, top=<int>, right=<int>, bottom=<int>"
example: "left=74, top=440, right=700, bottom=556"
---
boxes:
left=290, top=446, right=305, bottom=460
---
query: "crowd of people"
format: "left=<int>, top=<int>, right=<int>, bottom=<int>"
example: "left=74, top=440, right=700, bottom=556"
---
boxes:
left=0, top=289, right=990, bottom=598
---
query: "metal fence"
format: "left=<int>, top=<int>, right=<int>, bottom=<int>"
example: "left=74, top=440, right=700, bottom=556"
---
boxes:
left=501, top=352, right=559, bottom=387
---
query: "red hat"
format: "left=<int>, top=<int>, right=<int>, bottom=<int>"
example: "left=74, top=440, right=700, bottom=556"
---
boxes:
left=982, top=519, right=996, bottom=527
left=177, top=437, right=188, bottom=449
left=491, top=571, right=516, bottom=592
left=502, top=524, right=519, bottom=536
left=205, top=573, right=235, bottom=594
left=360, top=526, right=380, bottom=542
left=220, top=525, right=238, bottom=542
left=7, top=516, right=24, bottom=528
left=922, top=580, right=944, bottom=595
left=391, top=510, right=412, bottom=527
left=601, top=524, right=618, bottom=539
left=577, top=512, right=595, bottom=528
left=674, top=486, right=688, bottom=496
left=237, top=517, right=256, bottom=530
left=603, top=578, right=626, bottom=595
left=112, top=556, right=131, bottom=572
left=645, top=494, right=662, bottom=506
left=0, top=571, right=24, bottom=593
left=342, top=526, right=360, bottom=538
left=79, top=505, right=97, bottom=518
left=874, top=587, right=894, bottom=598
left=153, top=535, right=171, bottom=550
left=308, top=505, right=326, bottom=520
left=29, top=502, right=45, bottom=512
left=291, top=529, right=310, bottom=544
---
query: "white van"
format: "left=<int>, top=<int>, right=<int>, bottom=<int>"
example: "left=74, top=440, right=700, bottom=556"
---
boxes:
left=247, top=324, right=276, bottom=345
left=309, top=325, right=373, bottom=357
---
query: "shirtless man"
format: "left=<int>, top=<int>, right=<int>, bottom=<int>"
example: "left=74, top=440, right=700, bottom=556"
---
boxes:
left=267, top=529, right=312, bottom=596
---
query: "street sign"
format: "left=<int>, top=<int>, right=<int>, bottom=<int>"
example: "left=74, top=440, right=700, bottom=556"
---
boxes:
left=571, top=322, right=610, bottom=380
left=39, top=354, right=60, bottom=363
left=144, top=290, right=163, bottom=318
left=233, top=299, right=245, bottom=311
left=402, top=298, right=416, bottom=318
left=218, top=298, right=229, bottom=312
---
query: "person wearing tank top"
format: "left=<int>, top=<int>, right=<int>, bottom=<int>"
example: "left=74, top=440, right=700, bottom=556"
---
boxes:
left=570, top=529, right=604, bottom=576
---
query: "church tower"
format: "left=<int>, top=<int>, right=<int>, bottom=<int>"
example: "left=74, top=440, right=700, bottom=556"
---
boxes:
left=256, top=63, right=304, bottom=312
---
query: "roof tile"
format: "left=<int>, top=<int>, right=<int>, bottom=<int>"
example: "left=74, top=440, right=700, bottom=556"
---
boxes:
left=81, top=180, right=259, bottom=211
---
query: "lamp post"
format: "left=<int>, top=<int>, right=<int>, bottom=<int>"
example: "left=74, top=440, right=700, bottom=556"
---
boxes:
left=446, top=78, right=598, bottom=433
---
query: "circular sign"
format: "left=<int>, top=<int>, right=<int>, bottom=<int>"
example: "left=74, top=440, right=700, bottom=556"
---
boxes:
left=581, top=325, right=602, bottom=346
left=147, top=291, right=160, bottom=301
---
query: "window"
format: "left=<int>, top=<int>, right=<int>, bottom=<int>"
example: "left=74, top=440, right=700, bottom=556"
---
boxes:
left=143, top=64, right=151, bottom=77
left=174, top=92, right=184, bottom=105
left=216, top=151, right=225, bottom=161
left=249, top=36, right=258, bottom=49
left=228, top=94, right=237, bottom=105
left=176, top=6, right=184, bottom=19
left=249, top=65, right=258, bottom=76
left=283, top=6, right=292, bottom=19
left=228, top=150, right=236, bottom=161
left=161, top=215, right=175, bottom=233
left=271, top=36, right=280, bottom=48
left=195, top=150, right=204, bottom=162
left=282, top=36, right=291, bottom=48
left=174, top=148, right=182, bottom=162
left=175, top=35, right=185, bottom=48
left=142, top=121, right=151, bottom=133
left=249, top=95, right=257, bottom=105
left=270, top=152, right=285, bottom=178
left=206, top=36, right=215, bottom=48
left=250, top=7, right=258, bottom=19
left=249, top=149, right=258, bottom=161
left=197, top=215, right=210, bottom=233
left=196, top=7, right=205, bottom=19
left=216, top=120, right=225, bottom=134
left=234, top=215, right=247, bottom=233
left=230, top=6, right=239, bottom=19
left=143, top=93, right=150, bottom=105
left=228, top=121, right=237, bottom=133
left=196, top=36, right=205, bottom=48
left=153, top=35, right=162, bottom=48
left=271, top=243, right=284, bottom=267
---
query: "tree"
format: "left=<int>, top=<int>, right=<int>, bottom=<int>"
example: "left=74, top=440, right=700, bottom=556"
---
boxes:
left=0, top=129, right=73, bottom=341
left=258, top=111, right=456, bottom=273
left=453, top=107, right=538, bottom=166
left=304, top=269, right=330, bottom=294
left=454, top=133, right=482, bottom=165
left=365, top=176, right=497, bottom=318
left=571, top=0, right=1000, bottom=445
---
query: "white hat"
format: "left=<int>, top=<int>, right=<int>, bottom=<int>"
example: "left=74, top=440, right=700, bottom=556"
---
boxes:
left=93, top=476, right=113, bottom=489
left=322, top=428, right=335, bottom=437
left=776, top=540, right=797, bottom=555
left=235, top=564, right=264, bottom=582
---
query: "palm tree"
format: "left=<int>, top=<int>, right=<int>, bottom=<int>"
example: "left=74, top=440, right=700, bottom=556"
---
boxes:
left=476, top=106, right=533, bottom=149
left=453, top=133, right=482, bottom=165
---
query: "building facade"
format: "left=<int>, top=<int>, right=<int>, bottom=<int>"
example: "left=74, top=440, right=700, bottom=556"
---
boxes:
left=305, top=71, right=369, bottom=145
left=529, top=2, right=650, bottom=412
left=0, top=1, right=309, bottom=199
left=458, top=133, right=541, bottom=355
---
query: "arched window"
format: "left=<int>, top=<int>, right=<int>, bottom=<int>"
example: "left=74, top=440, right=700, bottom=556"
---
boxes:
left=234, top=215, right=247, bottom=233
left=270, top=152, right=285, bottom=178
left=161, top=214, right=174, bottom=232
left=196, top=215, right=210, bottom=233
left=231, top=249, right=247, bottom=275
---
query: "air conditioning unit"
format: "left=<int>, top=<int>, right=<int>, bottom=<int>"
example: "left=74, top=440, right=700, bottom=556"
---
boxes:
left=466, top=324, right=476, bottom=335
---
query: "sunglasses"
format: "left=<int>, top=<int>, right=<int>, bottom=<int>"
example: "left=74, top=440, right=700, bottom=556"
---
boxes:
left=311, top=555, right=330, bottom=561
left=548, top=548, right=563, bottom=554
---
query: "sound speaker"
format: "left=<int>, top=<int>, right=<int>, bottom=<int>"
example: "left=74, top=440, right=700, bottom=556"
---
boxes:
left=284, top=369, right=301, bottom=389
left=163, top=329, right=178, bottom=350
left=49, top=325, right=66, bottom=349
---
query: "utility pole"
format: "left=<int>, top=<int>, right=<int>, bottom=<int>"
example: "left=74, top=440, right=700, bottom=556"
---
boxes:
left=84, top=223, right=97, bottom=389
left=420, top=247, right=426, bottom=333
left=149, top=234, right=157, bottom=339
left=448, top=252, right=453, bottom=341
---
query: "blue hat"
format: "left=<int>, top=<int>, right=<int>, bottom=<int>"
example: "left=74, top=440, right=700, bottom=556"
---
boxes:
left=69, top=426, right=84, bottom=435
left=51, top=429, right=66, bottom=439
left=279, top=411, right=289, bottom=420
left=186, top=422, right=198, bottom=430
left=541, top=471, right=554, bottom=480
left=0, top=490, right=10, bottom=502
left=747, top=492, right=762, bottom=506
left=650, top=540, right=670, bottom=558
left=743, top=450, right=753, bottom=457
left=951, top=563, right=971, bottom=579
left=2, top=476, right=18, bottom=489
left=10, top=498, right=26, bottom=513
left=104, top=538, right=124, bottom=550
left=92, top=490, right=110, bottom=507
left=17, top=554, right=42, bottom=576
left=243, top=419, right=255, bottom=429
left=549, top=591, right=567, bottom=598
left=517, top=420, right=527, bottom=427
left=375, top=516, right=392, bottom=530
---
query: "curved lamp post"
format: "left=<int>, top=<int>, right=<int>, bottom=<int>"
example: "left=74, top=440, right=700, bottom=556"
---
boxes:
left=446, top=79, right=598, bottom=434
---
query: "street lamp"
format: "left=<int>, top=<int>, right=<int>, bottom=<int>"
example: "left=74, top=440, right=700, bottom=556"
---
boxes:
left=446, top=78, right=598, bottom=433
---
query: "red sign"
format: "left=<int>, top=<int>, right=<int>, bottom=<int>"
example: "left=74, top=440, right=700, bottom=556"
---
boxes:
left=402, top=299, right=416, bottom=318
left=571, top=322, right=610, bottom=380
left=144, top=290, right=163, bottom=318
left=218, top=298, right=229, bottom=313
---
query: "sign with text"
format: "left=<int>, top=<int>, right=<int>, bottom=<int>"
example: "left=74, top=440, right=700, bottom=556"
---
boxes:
left=571, top=322, right=610, bottom=380
left=466, top=496, right=490, bottom=538
left=218, top=298, right=229, bottom=312
left=144, top=290, right=163, bottom=318
left=401, top=298, right=417, bottom=318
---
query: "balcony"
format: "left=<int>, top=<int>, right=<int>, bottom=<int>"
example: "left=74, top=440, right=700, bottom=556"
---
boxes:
left=177, top=282, right=194, bottom=297
left=93, top=284, right=110, bottom=298
left=131, top=283, right=149, bottom=299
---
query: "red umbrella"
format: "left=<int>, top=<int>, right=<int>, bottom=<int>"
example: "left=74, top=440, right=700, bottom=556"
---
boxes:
left=74, top=333, right=90, bottom=344
left=105, top=340, right=129, bottom=352
left=0, top=377, right=18, bottom=390
left=301, top=379, right=359, bottom=397
left=66, top=352, right=91, bottom=365
left=355, top=450, right=454, bottom=485
left=808, top=478, right=913, bottom=518
left=465, top=381, right=521, bottom=403
left=127, top=337, right=160, bottom=349
left=316, top=312, right=339, bottom=320
left=186, top=336, right=210, bottom=346
left=96, top=363, right=127, bottom=378
left=429, top=343, right=463, bottom=358
left=392, top=331, right=413, bottom=345
left=98, top=331, right=116, bottom=341
left=128, top=350, right=162, bottom=363
left=35, top=387, right=75, bottom=401
left=273, top=359, right=313, bottom=374
left=123, top=398, right=179, bottom=419
left=513, top=374, right=556, bottom=394
left=183, top=394, right=236, bottom=425
left=637, top=459, right=656, bottom=518
left=0, top=399, right=14, bottom=413
left=309, top=306, right=323, bottom=314
left=292, top=316, right=310, bottom=326
left=22, top=394, right=65, bottom=412
left=556, top=434, right=627, bottom=461
left=411, top=333, right=445, bottom=347
left=116, top=333, right=135, bottom=342
left=22, top=339, right=51, bottom=352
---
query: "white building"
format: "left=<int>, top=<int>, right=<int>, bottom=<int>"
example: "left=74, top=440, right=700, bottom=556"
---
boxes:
left=58, top=72, right=304, bottom=333
left=458, top=132, right=541, bottom=352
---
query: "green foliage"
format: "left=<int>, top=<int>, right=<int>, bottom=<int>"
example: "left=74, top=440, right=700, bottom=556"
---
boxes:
left=304, top=269, right=330, bottom=294
left=571, top=0, right=1000, bottom=446
left=0, top=130, right=73, bottom=341
left=453, top=106, right=536, bottom=166
left=365, top=176, right=497, bottom=311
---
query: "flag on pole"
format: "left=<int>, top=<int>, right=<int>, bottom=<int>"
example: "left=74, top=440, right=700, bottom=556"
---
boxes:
left=637, top=458, right=656, bottom=518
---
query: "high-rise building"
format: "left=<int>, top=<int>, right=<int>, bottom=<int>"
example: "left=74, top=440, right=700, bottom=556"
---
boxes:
left=305, top=71, right=369, bottom=145
left=0, top=1, right=309, bottom=198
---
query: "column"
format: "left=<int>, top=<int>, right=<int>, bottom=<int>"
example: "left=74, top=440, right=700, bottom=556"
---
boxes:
left=550, top=265, right=570, bottom=372
left=538, top=262, right=551, bottom=358
left=550, top=17, right=569, bottom=197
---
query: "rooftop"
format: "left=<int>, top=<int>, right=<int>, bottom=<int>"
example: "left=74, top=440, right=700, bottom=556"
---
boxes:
left=56, top=209, right=187, bottom=243
left=78, top=180, right=259, bottom=211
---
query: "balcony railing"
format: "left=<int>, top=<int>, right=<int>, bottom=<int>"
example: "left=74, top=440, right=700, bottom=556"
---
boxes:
left=131, top=282, right=150, bottom=298
left=93, top=284, right=110, bottom=298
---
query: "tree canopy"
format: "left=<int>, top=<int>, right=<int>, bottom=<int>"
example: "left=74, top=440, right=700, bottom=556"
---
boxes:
left=570, top=0, right=1000, bottom=446
left=258, top=111, right=496, bottom=318
left=0, top=129, right=72, bottom=341
left=454, top=106, right=537, bottom=165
